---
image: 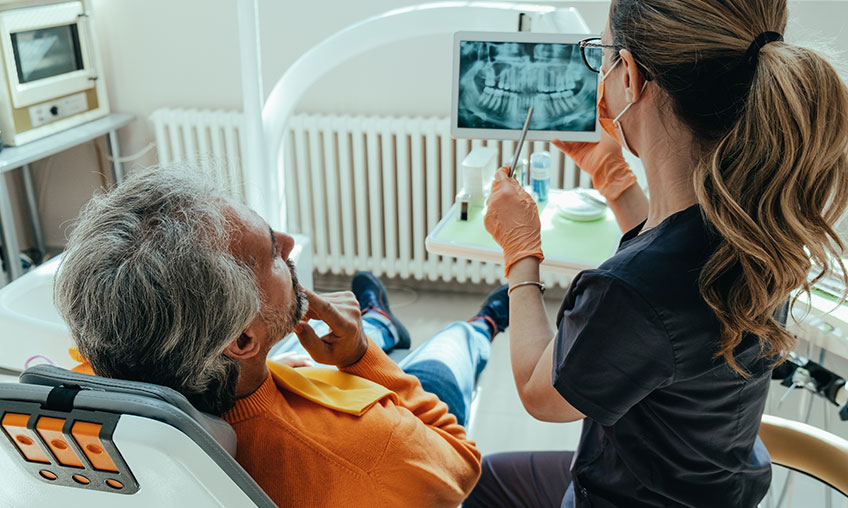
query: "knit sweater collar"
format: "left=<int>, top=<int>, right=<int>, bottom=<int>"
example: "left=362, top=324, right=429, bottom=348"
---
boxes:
left=224, top=374, right=276, bottom=423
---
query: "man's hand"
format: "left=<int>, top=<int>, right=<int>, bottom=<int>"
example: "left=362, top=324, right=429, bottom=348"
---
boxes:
left=293, top=289, right=369, bottom=368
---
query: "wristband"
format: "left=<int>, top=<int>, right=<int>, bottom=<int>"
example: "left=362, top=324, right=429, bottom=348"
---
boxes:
left=507, top=281, right=546, bottom=296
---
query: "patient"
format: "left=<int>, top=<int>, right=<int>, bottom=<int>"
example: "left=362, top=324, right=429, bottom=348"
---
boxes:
left=54, top=167, right=508, bottom=507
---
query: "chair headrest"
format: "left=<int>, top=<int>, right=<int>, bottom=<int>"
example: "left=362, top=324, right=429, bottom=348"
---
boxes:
left=19, top=365, right=237, bottom=457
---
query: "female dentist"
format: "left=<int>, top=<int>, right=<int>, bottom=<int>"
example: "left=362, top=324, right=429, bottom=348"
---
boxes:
left=465, top=0, right=848, bottom=507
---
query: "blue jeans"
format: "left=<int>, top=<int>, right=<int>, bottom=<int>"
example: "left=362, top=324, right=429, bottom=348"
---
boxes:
left=269, top=315, right=490, bottom=427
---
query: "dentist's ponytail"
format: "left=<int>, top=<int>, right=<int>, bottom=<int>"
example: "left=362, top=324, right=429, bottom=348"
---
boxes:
left=611, top=0, right=848, bottom=375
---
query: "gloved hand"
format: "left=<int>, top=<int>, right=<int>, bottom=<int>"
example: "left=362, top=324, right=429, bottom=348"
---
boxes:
left=484, top=166, right=544, bottom=277
left=552, top=133, right=637, bottom=200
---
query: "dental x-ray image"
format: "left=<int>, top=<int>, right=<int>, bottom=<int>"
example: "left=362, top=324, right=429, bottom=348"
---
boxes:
left=457, top=40, right=597, bottom=132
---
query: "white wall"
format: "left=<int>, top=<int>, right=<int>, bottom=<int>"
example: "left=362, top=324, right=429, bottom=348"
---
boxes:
left=5, top=0, right=848, bottom=250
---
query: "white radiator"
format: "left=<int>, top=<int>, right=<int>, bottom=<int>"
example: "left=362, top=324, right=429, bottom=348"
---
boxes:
left=151, top=108, right=587, bottom=287
left=150, top=108, right=248, bottom=202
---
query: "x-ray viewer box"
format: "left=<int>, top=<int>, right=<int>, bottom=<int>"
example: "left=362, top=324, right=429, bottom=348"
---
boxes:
left=452, top=32, right=601, bottom=142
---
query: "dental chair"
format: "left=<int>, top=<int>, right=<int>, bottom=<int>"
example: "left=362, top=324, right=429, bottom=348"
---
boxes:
left=0, top=365, right=277, bottom=508
left=759, top=414, right=848, bottom=497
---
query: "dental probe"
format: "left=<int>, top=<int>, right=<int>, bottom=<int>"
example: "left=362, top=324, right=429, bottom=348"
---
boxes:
left=509, top=106, right=534, bottom=179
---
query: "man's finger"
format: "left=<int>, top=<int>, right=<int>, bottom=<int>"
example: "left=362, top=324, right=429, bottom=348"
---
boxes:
left=271, top=351, right=315, bottom=368
left=301, top=308, right=319, bottom=322
left=286, top=354, right=315, bottom=368
left=303, top=288, right=347, bottom=328
left=293, top=321, right=321, bottom=349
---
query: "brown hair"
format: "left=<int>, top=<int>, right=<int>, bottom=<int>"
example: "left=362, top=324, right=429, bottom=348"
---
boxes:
left=610, top=0, right=848, bottom=374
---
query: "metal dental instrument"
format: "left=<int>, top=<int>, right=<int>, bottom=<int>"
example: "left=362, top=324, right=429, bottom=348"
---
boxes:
left=575, top=188, right=609, bottom=208
left=509, top=106, right=534, bottom=179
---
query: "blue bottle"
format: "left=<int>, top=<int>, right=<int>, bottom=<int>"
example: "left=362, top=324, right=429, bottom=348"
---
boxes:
left=530, top=151, right=551, bottom=204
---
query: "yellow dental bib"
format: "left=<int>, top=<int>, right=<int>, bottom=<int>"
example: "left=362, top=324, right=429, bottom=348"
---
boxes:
left=265, top=360, right=397, bottom=416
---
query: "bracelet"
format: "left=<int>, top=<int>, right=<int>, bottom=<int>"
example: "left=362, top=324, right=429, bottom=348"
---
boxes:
left=507, top=281, right=546, bottom=296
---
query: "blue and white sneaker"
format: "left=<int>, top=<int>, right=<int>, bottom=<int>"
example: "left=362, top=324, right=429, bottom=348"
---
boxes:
left=470, top=284, right=509, bottom=340
left=351, top=271, right=411, bottom=349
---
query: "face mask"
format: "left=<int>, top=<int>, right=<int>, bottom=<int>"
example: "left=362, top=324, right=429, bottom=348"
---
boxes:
left=597, top=58, right=647, bottom=155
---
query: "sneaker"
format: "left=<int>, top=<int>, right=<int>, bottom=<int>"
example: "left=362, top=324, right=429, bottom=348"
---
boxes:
left=351, top=272, right=411, bottom=349
left=470, top=284, right=509, bottom=338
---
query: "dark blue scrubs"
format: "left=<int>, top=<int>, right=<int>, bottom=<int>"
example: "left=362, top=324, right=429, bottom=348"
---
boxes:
left=554, top=205, right=772, bottom=507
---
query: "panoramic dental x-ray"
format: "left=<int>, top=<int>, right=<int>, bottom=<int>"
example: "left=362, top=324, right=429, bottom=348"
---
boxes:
left=457, top=40, right=597, bottom=132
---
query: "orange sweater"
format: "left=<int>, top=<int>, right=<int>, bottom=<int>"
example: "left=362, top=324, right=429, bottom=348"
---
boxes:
left=223, top=338, right=482, bottom=507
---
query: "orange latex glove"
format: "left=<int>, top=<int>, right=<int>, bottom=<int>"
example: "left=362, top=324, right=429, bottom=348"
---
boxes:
left=484, top=166, right=544, bottom=277
left=552, top=133, right=637, bottom=200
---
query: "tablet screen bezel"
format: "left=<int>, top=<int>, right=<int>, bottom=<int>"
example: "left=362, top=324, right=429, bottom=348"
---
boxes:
left=451, top=31, right=601, bottom=142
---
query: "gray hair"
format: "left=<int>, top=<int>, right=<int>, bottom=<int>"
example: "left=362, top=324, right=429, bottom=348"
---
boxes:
left=54, top=166, right=261, bottom=414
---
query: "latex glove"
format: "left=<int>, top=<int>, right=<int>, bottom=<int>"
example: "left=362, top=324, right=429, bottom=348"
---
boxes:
left=552, top=133, right=637, bottom=200
left=484, top=166, right=544, bottom=277
left=293, top=289, right=369, bottom=368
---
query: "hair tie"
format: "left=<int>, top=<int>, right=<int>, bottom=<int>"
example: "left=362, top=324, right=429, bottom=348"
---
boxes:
left=746, top=31, right=783, bottom=65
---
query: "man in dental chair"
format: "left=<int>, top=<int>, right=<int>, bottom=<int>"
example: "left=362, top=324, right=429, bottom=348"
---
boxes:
left=54, top=167, right=508, bottom=507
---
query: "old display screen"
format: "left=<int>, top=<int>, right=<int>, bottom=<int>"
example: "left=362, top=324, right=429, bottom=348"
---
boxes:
left=11, top=24, right=83, bottom=84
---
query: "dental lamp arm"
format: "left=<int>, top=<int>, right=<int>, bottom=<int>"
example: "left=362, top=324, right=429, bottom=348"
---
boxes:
left=262, top=2, right=590, bottom=231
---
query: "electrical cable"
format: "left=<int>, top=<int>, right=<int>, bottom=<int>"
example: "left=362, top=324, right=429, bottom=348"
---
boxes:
left=104, top=141, right=156, bottom=163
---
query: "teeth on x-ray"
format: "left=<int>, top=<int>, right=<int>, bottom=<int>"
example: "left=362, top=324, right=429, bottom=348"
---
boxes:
left=458, top=41, right=597, bottom=132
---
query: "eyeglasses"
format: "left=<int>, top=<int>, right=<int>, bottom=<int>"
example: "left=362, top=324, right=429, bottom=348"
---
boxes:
left=579, top=37, right=618, bottom=73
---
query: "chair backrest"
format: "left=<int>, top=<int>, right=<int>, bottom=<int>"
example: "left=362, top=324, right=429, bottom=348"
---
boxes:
left=0, top=365, right=277, bottom=508
left=759, top=413, right=848, bottom=496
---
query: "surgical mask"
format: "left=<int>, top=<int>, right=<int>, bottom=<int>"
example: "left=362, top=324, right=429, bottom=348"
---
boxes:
left=597, top=58, right=647, bottom=155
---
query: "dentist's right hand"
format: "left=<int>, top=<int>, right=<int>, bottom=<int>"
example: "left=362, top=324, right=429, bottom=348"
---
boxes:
left=293, top=289, right=368, bottom=368
left=552, top=132, right=636, bottom=200
left=484, top=166, right=544, bottom=277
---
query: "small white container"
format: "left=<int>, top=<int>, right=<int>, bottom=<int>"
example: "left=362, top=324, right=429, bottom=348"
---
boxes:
left=461, top=147, right=497, bottom=207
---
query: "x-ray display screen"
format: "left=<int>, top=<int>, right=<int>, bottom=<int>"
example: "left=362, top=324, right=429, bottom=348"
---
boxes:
left=457, top=40, right=597, bottom=133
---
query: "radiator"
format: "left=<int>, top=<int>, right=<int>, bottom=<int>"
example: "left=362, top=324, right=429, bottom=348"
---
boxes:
left=151, top=108, right=587, bottom=287
left=150, top=108, right=248, bottom=202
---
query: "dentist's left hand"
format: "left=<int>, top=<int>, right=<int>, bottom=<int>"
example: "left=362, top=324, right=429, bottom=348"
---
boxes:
left=293, top=289, right=368, bottom=368
left=484, top=166, right=544, bottom=277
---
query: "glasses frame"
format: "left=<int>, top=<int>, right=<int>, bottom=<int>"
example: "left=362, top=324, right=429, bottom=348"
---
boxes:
left=579, top=37, right=618, bottom=73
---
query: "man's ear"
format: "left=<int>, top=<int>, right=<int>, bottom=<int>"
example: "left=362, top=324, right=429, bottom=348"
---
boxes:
left=224, top=320, right=264, bottom=360
left=619, top=49, right=646, bottom=104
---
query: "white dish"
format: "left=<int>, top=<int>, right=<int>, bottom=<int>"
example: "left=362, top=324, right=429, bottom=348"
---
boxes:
left=555, top=188, right=607, bottom=221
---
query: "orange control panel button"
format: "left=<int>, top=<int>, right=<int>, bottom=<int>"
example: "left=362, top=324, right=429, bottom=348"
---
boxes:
left=72, top=474, right=90, bottom=485
left=71, top=421, right=118, bottom=472
left=1, top=413, right=50, bottom=464
left=105, top=479, right=124, bottom=489
left=39, top=470, right=57, bottom=480
left=36, top=417, right=83, bottom=468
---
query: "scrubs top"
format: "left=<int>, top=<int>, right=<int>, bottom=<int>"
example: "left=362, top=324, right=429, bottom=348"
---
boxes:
left=554, top=205, right=772, bottom=508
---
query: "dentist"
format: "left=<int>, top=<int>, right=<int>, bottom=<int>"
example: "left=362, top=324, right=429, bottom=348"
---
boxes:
left=467, top=0, right=848, bottom=507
